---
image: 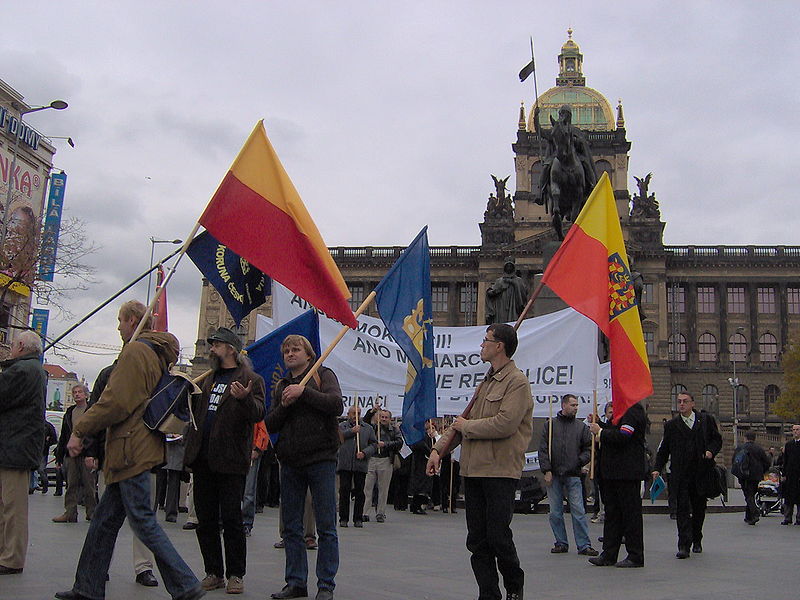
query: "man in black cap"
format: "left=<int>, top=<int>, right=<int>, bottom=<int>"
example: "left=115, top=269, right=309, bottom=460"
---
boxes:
left=183, top=327, right=265, bottom=595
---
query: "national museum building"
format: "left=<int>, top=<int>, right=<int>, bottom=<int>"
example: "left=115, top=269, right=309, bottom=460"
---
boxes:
left=193, top=33, right=799, bottom=444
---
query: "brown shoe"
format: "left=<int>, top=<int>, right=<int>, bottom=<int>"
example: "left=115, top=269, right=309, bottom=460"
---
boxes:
left=52, top=513, right=78, bottom=523
left=201, top=574, right=225, bottom=590
left=226, top=576, right=244, bottom=594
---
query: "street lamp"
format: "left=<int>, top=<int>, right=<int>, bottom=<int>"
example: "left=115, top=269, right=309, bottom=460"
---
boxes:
left=728, top=326, right=745, bottom=449
left=147, top=237, right=182, bottom=304
left=1, top=99, right=68, bottom=248
left=46, top=135, right=75, bottom=148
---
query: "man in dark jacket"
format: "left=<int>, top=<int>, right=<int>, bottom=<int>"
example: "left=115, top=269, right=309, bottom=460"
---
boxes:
left=0, top=330, right=46, bottom=575
left=587, top=401, right=647, bottom=568
left=183, top=327, right=265, bottom=595
left=265, top=334, right=343, bottom=600
left=336, top=405, right=376, bottom=528
left=780, top=423, right=800, bottom=525
left=652, top=391, right=722, bottom=558
left=733, top=430, right=770, bottom=525
left=539, top=394, right=597, bottom=556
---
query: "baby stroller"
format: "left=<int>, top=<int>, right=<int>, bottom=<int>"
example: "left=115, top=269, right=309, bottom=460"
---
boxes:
left=757, top=470, right=782, bottom=517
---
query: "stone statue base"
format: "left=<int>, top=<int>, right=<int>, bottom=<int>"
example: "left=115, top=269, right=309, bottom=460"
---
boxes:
left=533, top=241, right=568, bottom=317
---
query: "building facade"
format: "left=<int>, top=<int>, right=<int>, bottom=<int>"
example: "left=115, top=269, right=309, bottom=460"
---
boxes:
left=192, top=32, right=798, bottom=451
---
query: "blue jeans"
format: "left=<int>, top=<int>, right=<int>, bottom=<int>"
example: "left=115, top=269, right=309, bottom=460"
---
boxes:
left=72, top=470, right=200, bottom=600
left=242, top=455, right=261, bottom=530
left=548, top=475, right=591, bottom=550
left=280, top=461, right=338, bottom=592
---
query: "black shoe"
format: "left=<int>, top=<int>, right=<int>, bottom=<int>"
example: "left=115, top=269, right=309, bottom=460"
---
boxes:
left=615, top=559, right=644, bottom=568
left=54, top=491, right=63, bottom=496
left=588, top=556, right=615, bottom=567
left=182, top=521, right=198, bottom=530
left=165, top=515, right=177, bottom=523
left=55, top=591, right=90, bottom=600
left=506, top=588, right=523, bottom=600
left=0, top=565, right=22, bottom=575
left=376, top=514, right=385, bottom=523
left=781, top=519, right=791, bottom=525
left=362, top=515, right=369, bottom=522
left=550, top=543, right=568, bottom=554
left=692, top=543, right=702, bottom=553
left=271, top=585, right=309, bottom=599
left=136, top=570, right=159, bottom=587
left=339, top=520, right=348, bottom=527
left=676, top=548, right=690, bottom=559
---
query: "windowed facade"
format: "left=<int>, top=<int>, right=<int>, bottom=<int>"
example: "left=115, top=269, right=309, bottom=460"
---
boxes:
left=667, top=286, right=685, bottom=313
left=671, top=384, right=687, bottom=412
left=729, top=333, right=747, bottom=362
left=737, top=384, right=750, bottom=416
left=789, top=287, right=800, bottom=315
left=759, top=333, right=778, bottom=363
left=697, top=286, right=715, bottom=313
left=698, top=333, right=717, bottom=362
left=348, top=283, right=364, bottom=311
left=764, top=384, right=780, bottom=416
left=727, top=286, right=746, bottom=314
left=641, top=282, right=654, bottom=305
left=702, top=384, right=719, bottom=416
left=757, top=287, right=776, bottom=314
left=459, top=283, right=477, bottom=325
left=644, top=331, right=655, bottom=356
left=432, top=284, right=449, bottom=313
left=668, top=333, right=687, bottom=361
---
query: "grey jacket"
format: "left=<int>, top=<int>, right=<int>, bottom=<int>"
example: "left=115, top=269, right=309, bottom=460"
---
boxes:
left=0, top=352, right=46, bottom=470
left=337, top=420, right=377, bottom=473
left=538, top=411, right=592, bottom=477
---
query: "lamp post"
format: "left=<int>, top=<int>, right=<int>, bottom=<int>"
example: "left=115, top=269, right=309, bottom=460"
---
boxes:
left=147, top=237, right=182, bottom=304
left=1, top=99, right=68, bottom=249
left=728, top=326, right=745, bottom=449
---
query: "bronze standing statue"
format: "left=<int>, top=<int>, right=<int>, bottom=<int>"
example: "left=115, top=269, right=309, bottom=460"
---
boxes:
left=534, top=104, right=597, bottom=240
left=485, top=258, right=527, bottom=325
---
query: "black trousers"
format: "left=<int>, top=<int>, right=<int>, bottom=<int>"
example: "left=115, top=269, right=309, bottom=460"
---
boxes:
left=154, top=470, right=182, bottom=520
left=464, top=477, right=524, bottom=600
left=741, top=479, right=759, bottom=522
left=337, top=470, right=366, bottom=522
left=193, top=459, right=247, bottom=578
left=440, top=458, right=461, bottom=511
left=674, top=476, right=707, bottom=549
left=599, top=479, right=644, bottom=565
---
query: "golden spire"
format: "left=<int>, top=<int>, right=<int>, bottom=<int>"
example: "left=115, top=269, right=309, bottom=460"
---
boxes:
left=518, top=101, right=527, bottom=131
left=616, top=98, right=625, bottom=129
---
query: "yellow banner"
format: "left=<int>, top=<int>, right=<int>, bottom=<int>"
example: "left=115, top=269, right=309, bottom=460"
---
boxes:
left=0, top=273, right=31, bottom=297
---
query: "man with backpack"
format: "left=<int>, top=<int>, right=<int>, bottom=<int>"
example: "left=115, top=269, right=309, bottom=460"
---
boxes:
left=732, top=430, right=770, bottom=525
left=55, top=300, right=204, bottom=600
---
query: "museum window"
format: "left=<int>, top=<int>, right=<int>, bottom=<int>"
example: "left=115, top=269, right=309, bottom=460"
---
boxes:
left=757, top=287, right=776, bottom=314
left=759, top=333, right=778, bottom=363
left=727, top=286, right=746, bottom=314
left=641, top=282, right=654, bottom=305
left=348, top=283, right=364, bottom=311
left=667, top=286, right=685, bottom=313
left=788, top=287, right=800, bottom=314
left=729, top=333, right=747, bottom=362
left=764, top=384, right=780, bottom=416
left=702, top=385, right=719, bottom=416
left=432, top=284, right=449, bottom=313
left=698, top=333, right=717, bottom=362
left=670, top=384, right=687, bottom=412
left=737, top=385, right=750, bottom=416
left=459, top=283, right=477, bottom=324
left=668, top=333, right=687, bottom=361
left=644, top=331, right=655, bottom=356
left=697, top=286, right=715, bottom=313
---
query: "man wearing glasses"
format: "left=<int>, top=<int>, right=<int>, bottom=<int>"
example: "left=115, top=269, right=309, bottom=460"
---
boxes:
left=427, top=324, right=532, bottom=600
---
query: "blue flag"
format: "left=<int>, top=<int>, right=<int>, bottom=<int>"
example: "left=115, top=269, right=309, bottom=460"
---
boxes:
left=246, top=310, right=321, bottom=444
left=374, top=226, right=436, bottom=445
left=187, top=230, right=271, bottom=326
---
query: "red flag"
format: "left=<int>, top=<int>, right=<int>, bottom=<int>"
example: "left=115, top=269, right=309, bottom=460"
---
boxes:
left=153, top=265, right=168, bottom=332
left=540, top=173, right=652, bottom=423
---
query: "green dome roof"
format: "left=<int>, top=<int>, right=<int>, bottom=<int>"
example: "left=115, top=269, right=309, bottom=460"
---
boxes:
left=528, top=85, right=615, bottom=132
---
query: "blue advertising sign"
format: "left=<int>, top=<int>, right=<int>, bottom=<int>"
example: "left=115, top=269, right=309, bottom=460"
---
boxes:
left=38, top=172, right=67, bottom=282
left=31, top=308, right=49, bottom=350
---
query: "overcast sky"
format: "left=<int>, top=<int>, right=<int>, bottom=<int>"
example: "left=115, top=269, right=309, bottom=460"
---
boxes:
left=3, top=1, right=798, bottom=384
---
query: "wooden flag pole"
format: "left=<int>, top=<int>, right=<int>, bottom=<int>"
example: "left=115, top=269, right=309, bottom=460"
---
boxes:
left=548, top=394, right=553, bottom=463
left=356, top=406, right=362, bottom=454
left=590, top=388, right=598, bottom=480
left=448, top=452, right=455, bottom=513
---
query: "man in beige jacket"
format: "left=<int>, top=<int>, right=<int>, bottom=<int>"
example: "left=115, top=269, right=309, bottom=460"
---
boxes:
left=428, top=323, right=532, bottom=600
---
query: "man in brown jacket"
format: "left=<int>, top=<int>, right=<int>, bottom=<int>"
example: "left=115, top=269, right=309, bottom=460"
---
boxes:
left=428, top=323, right=533, bottom=600
left=55, top=300, right=204, bottom=600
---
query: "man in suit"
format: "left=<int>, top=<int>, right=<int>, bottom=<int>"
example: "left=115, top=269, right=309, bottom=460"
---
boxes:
left=652, top=391, right=722, bottom=559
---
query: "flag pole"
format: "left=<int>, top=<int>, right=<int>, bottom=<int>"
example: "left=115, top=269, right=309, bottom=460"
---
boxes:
left=356, top=405, right=362, bottom=454
left=130, top=222, right=202, bottom=343
left=548, top=395, right=553, bottom=465
left=590, top=388, right=597, bottom=480
left=529, top=36, right=543, bottom=164
left=448, top=452, right=454, bottom=513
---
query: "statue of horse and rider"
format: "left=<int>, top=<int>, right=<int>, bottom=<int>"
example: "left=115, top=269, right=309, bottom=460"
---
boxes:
left=533, top=104, right=598, bottom=240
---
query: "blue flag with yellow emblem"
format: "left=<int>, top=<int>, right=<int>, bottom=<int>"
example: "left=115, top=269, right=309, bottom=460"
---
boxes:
left=187, top=231, right=271, bottom=326
left=374, top=226, right=436, bottom=445
left=247, top=309, right=321, bottom=444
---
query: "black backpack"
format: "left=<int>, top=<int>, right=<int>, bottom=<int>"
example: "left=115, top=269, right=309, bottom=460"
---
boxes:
left=732, top=446, right=751, bottom=480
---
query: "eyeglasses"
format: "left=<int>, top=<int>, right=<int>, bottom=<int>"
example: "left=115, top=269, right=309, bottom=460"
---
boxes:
left=482, top=337, right=500, bottom=344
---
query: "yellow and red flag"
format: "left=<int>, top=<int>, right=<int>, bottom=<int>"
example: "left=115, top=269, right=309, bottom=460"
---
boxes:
left=199, top=121, right=357, bottom=328
left=540, top=172, right=652, bottom=422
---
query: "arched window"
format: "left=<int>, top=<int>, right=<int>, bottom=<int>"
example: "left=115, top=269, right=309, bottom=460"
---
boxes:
left=698, top=333, right=717, bottom=362
left=702, top=384, right=719, bottom=416
left=759, top=333, right=778, bottom=363
left=671, top=384, right=687, bottom=412
left=729, top=333, right=747, bottom=362
left=595, top=159, right=613, bottom=183
left=736, top=384, right=750, bottom=416
left=668, top=333, right=687, bottom=361
left=764, top=385, right=780, bottom=416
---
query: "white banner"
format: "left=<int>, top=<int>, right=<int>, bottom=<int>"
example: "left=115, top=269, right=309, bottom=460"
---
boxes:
left=259, top=284, right=603, bottom=418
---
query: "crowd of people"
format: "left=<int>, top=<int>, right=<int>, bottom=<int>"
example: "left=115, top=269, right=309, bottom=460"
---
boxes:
left=2, top=303, right=800, bottom=600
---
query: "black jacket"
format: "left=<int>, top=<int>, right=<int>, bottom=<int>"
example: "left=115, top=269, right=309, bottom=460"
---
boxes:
left=54, top=404, right=87, bottom=463
left=265, top=365, right=343, bottom=468
left=184, top=363, right=266, bottom=475
left=653, top=410, right=722, bottom=484
left=0, top=352, right=47, bottom=470
left=597, top=402, right=648, bottom=481
left=539, top=411, right=592, bottom=477
left=733, top=441, right=771, bottom=482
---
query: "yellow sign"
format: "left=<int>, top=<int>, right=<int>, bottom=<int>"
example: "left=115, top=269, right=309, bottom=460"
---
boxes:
left=0, top=273, right=30, bottom=297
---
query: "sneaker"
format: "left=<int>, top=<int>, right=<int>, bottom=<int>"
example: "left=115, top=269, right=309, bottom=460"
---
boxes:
left=578, top=546, right=599, bottom=556
left=306, top=538, right=318, bottom=550
left=273, top=539, right=285, bottom=549
left=353, top=521, right=363, bottom=528
left=201, top=574, right=225, bottom=591
left=550, top=543, right=569, bottom=554
left=376, top=514, right=385, bottom=523
left=339, top=520, right=348, bottom=528
left=362, top=515, right=370, bottom=522
left=590, top=514, right=600, bottom=523
left=183, top=521, right=198, bottom=530
left=226, top=576, right=244, bottom=594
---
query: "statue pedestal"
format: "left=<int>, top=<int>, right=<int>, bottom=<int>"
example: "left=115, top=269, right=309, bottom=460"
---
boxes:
left=532, top=241, right=567, bottom=317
